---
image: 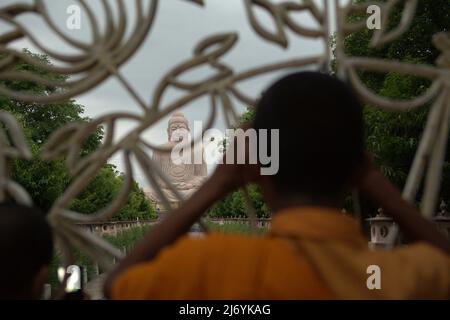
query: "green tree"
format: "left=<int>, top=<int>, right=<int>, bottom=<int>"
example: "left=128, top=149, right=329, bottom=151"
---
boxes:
left=114, top=179, right=156, bottom=221
left=207, top=107, right=271, bottom=218
left=344, top=0, right=450, bottom=209
left=0, top=50, right=155, bottom=219
left=239, top=107, right=256, bottom=126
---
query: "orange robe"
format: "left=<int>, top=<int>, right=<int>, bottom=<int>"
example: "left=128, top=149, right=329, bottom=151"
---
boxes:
left=112, top=207, right=450, bottom=299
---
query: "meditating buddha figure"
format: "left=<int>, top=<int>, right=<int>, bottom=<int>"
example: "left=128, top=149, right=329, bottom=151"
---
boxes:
left=145, top=112, right=207, bottom=209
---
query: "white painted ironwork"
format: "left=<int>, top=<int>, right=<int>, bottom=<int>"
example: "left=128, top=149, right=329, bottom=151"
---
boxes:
left=0, top=0, right=449, bottom=287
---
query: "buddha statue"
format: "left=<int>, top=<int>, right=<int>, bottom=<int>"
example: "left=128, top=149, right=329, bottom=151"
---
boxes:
left=145, top=112, right=207, bottom=209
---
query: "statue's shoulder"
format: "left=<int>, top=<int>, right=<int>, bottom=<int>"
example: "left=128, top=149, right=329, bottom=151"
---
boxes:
left=152, top=142, right=177, bottom=161
left=153, top=142, right=176, bottom=155
left=157, top=141, right=177, bottom=149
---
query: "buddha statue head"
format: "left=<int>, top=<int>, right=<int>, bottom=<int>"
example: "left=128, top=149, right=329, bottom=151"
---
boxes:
left=167, top=112, right=190, bottom=142
left=148, top=111, right=207, bottom=208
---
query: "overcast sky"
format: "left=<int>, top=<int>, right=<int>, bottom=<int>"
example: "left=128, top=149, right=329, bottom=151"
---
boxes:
left=1, top=0, right=343, bottom=187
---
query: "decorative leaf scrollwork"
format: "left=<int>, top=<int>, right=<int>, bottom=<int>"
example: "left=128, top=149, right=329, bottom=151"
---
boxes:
left=0, top=0, right=159, bottom=103
left=244, top=0, right=325, bottom=48
left=0, top=111, right=32, bottom=205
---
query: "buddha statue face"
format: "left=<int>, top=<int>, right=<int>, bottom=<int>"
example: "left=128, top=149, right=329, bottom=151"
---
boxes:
left=168, top=122, right=189, bottom=142
left=167, top=112, right=190, bottom=142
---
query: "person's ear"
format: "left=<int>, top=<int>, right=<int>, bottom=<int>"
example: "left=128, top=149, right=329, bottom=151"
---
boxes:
left=32, top=265, right=49, bottom=300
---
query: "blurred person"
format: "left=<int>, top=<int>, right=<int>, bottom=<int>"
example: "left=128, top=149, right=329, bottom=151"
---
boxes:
left=0, top=203, right=53, bottom=300
left=105, top=72, right=450, bottom=299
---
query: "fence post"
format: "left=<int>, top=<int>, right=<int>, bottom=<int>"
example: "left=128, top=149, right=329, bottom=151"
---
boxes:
left=94, top=262, right=100, bottom=276
left=42, top=284, right=51, bottom=300
left=83, top=265, right=88, bottom=285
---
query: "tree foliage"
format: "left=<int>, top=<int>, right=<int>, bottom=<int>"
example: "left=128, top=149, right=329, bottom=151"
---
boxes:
left=207, top=183, right=271, bottom=218
left=207, top=107, right=271, bottom=218
left=344, top=0, right=450, bottom=208
left=0, top=50, right=156, bottom=219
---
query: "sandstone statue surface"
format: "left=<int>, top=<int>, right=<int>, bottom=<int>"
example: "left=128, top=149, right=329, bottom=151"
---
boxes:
left=144, top=112, right=207, bottom=209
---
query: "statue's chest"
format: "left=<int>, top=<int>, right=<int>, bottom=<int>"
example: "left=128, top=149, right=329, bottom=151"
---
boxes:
left=159, top=153, right=195, bottom=180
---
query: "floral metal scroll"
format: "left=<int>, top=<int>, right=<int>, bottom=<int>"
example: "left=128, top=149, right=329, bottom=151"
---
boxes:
left=0, top=0, right=449, bottom=278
